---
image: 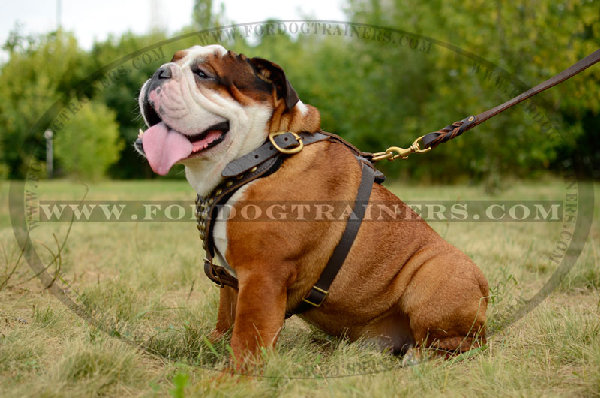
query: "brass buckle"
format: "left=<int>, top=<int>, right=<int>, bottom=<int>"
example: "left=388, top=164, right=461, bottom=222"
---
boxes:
left=268, top=131, right=304, bottom=154
left=302, top=286, right=328, bottom=307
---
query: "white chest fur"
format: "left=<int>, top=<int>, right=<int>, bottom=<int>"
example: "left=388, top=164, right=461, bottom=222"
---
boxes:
left=212, top=181, right=256, bottom=278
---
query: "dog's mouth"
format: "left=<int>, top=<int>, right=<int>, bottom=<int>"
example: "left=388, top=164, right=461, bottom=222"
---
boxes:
left=136, top=120, right=230, bottom=176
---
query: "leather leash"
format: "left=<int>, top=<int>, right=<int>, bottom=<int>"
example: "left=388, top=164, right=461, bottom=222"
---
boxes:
left=372, top=48, right=600, bottom=160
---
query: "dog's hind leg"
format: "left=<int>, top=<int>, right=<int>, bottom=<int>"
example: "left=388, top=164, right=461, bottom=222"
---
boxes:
left=353, top=311, right=416, bottom=356
left=401, top=257, right=489, bottom=356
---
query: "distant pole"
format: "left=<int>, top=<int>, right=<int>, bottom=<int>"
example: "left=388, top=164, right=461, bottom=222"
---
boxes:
left=44, top=130, right=53, bottom=178
left=56, top=0, right=62, bottom=30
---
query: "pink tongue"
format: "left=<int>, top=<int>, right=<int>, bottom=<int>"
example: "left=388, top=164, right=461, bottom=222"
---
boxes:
left=142, top=123, right=192, bottom=175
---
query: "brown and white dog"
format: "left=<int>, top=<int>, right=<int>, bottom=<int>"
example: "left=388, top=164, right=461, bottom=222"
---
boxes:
left=135, top=44, right=489, bottom=366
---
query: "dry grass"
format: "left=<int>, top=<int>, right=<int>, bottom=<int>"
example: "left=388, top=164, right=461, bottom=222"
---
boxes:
left=0, top=178, right=598, bottom=397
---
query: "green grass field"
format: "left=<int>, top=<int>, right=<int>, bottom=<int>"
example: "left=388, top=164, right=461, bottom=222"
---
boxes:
left=1, top=178, right=599, bottom=397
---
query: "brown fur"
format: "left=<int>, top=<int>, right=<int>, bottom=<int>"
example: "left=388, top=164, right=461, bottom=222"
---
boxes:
left=170, top=50, right=187, bottom=62
left=267, top=98, right=320, bottom=133
left=166, top=47, right=488, bottom=367
left=174, top=50, right=321, bottom=134
left=218, top=140, right=488, bottom=364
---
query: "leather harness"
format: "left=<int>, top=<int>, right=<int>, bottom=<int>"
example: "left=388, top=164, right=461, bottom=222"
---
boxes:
left=196, top=131, right=384, bottom=316
left=194, top=49, right=600, bottom=315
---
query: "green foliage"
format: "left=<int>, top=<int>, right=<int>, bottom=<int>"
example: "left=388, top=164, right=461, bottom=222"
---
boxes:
left=193, top=0, right=214, bottom=29
left=55, top=100, right=123, bottom=180
left=170, top=372, right=189, bottom=398
left=1, top=2, right=598, bottom=181
left=344, top=0, right=600, bottom=181
left=90, top=31, right=172, bottom=178
left=0, top=29, right=89, bottom=178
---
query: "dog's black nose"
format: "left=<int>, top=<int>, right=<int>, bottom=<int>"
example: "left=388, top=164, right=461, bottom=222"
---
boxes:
left=157, top=66, right=171, bottom=79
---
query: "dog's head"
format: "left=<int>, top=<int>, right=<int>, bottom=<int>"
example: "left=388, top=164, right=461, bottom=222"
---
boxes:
left=136, top=44, right=320, bottom=194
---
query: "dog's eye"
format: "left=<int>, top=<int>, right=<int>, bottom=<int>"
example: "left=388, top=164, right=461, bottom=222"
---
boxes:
left=192, top=67, right=209, bottom=79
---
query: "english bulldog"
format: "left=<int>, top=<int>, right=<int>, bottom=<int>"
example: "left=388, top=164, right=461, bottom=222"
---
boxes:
left=135, top=44, right=489, bottom=367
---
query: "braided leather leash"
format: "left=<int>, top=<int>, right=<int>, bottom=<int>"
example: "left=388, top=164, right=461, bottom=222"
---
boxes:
left=372, top=48, right=600, bottom=161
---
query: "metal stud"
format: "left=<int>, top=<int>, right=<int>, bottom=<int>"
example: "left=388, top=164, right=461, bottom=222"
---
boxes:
left=226, top=181, right=233, bottom=187
left=250, top=166, right=258, bottom=173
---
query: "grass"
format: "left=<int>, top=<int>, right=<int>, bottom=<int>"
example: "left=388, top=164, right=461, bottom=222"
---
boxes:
left=0, top=177, right=599, bottom=397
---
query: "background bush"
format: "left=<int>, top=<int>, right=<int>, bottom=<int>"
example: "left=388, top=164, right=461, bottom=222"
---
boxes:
left=55, top=100, right=122, bottom=180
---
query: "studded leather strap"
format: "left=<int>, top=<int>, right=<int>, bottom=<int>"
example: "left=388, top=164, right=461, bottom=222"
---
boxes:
left=197, top=156, right=283, bottom=289
left=198, top=132, right=329, bottom=289
left=197, top=131, right=382, bottom=318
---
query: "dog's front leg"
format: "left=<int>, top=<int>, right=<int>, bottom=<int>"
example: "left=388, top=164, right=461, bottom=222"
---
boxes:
left=230, top=270, right=288, bottom=369
left=208, top=286, right=238, bottom=342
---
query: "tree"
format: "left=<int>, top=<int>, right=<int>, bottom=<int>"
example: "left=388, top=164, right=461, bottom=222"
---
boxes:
left=193, top=0, right=226, bottom=30
left=0, top=29, right=91, bottom=178
left=89, top=31, right=171, bottom=178
left=54, top=100, right=122, bottom=180
left=193, top=0, right=213, bottom=29
left=345, top=0, right=600, bottom=182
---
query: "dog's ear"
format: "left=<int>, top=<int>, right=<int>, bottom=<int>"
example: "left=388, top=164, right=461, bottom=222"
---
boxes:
left=250, top=57, right=299, bottom=111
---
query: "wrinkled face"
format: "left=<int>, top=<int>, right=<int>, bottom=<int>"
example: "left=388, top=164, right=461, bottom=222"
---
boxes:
left=136, top=44, right=320, bottom=195
left=136, top=44, right=299, bottom=175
